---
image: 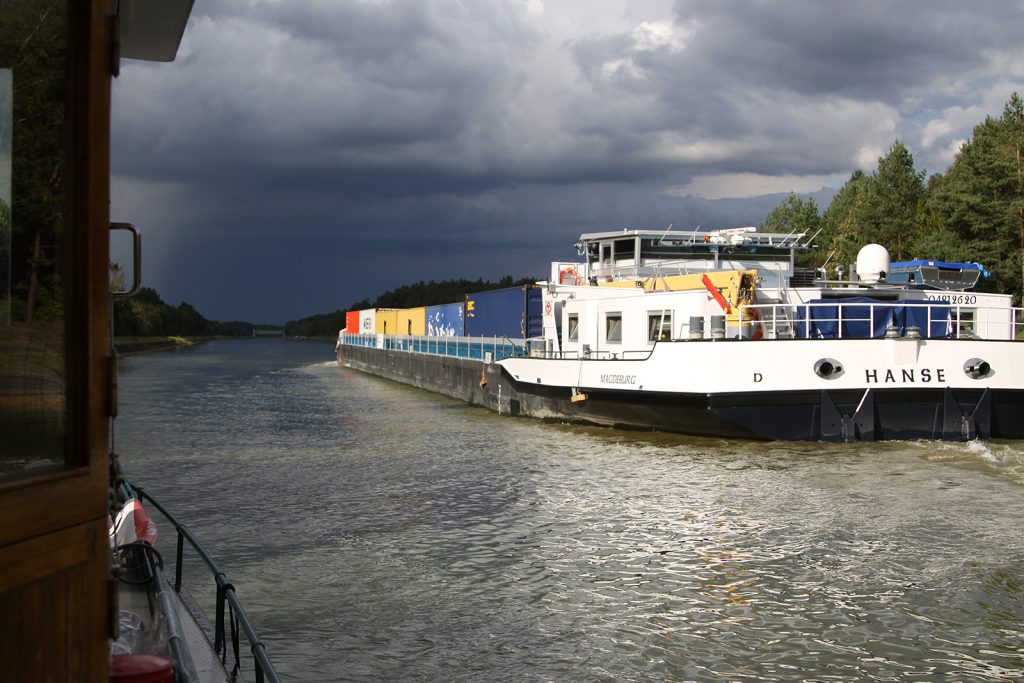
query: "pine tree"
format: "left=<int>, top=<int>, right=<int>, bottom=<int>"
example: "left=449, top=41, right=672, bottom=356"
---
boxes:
left=929, top=93, right=1024, bottom=301
left=864, top=141, right=926, bottom=260
left=816, top=170, right=870, bottom=275
left=760, top=193, right=822, bottom=236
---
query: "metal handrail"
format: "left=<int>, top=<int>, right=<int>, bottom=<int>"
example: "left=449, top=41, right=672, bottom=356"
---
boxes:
left=738, top=301, right=1024, bottom=341
left=342, top=332, right=529, bottom=361
left=340, top=302, right=1024, bottom=351
left=122, top=480, right=282, bottom=683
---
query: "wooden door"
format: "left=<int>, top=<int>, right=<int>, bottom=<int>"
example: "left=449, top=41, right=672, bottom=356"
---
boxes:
left=0, top=1, right=113, bottom=679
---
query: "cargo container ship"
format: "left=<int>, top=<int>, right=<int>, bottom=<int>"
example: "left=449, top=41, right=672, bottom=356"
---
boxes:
left=337, top=227, right=1024, bottom=442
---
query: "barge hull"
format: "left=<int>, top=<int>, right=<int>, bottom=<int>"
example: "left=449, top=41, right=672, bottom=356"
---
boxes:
left=339, top=345, right=1024, bottom=441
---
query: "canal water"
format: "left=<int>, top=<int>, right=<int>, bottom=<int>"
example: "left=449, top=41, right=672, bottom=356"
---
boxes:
left=116, top=339, right=1024, bottom=682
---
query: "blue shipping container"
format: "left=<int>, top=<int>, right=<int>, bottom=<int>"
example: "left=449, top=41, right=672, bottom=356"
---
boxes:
left=425, top=302, right=465, bottom=337
left=465, top=286, right=542, bottom=339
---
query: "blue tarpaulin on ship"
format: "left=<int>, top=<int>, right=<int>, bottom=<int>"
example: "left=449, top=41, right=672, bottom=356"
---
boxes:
left=891, top=260, right=991, bottom=279
left=794, top=297, right=953, bottom=339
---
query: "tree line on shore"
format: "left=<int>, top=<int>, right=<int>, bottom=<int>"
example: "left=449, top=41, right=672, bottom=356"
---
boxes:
left=762, top=93, right=1024, bottom=302
left=112, top=285, right=278, bottom=338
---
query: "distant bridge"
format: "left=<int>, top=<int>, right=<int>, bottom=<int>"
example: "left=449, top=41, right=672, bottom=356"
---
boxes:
left=253, top=329, right=284, bottom=337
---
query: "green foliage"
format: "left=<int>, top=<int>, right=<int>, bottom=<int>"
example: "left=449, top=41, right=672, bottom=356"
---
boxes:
left=760, top=193, right=821, bottom=234
left=928, top=93, right=1024, bottom=301
left=282, top=310, right=344, bottom=338
left=795, top=170, right=871, bottom=276
left=862, top=140, right=926, bottom=260
left=0, top=0, right=66, bottom=322
left=112, top=286, right=276, bottom=338
left=765, top=119, right=1024, bottom=286
left=367, top=275, right=532, bottom=310
left=760, top=193, right=821, bottom=267
left=816, top=141, right=926, bottom=267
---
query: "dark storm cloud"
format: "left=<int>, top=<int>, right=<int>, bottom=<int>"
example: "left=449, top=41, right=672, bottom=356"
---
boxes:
left=565, top=0, right=1024, bottom=177
left=115, top=0, right=535, bottom=184
left=669, top=1, right=996, bottom=100
left=110, top=0, right=1024, bottom=322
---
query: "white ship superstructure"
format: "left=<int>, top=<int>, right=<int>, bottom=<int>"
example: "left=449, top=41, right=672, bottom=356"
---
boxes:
left=339, top=227, right=1024, bottom=441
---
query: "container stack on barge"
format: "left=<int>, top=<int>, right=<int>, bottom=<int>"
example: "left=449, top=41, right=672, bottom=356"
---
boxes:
left=337, top=228, right=1024, bottom=442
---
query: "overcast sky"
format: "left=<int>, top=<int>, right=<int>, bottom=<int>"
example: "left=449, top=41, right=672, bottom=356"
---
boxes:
left=110, top=0, right=1024, bottom=324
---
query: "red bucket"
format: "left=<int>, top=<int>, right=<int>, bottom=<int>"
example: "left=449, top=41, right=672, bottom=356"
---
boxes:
left=109, top=654, right=174, bottom=682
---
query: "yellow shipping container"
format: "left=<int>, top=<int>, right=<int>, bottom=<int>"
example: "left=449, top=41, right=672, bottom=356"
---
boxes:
left=375, top=309, right=400, bottom=335
left=397, top=307, right=426, bottom=336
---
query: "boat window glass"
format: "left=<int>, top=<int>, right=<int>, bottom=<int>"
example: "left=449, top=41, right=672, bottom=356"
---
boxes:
left=613, top=239, right=634, bottom=262
left=0, top=2, right=70, bottom=479
left=567, top=314, right=579, bottom=342
left=605, top=313, right=622, bottom=343
left=601, top=244, right=611, bottom=265
left=648, top=311, right=672, bottom=342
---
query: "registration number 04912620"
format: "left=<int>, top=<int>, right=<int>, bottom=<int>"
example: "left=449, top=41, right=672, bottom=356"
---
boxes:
left=925, top=294, right=977, bottom=305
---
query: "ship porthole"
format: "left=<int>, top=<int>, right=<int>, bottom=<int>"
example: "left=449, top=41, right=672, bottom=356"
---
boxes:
left=815, top=358, right=844, bottom=379
left=963, top=358, right=991, bottom=379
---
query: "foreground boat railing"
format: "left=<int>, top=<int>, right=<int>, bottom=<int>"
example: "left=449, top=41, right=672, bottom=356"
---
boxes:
left=121, top=480, right=282, bottom=683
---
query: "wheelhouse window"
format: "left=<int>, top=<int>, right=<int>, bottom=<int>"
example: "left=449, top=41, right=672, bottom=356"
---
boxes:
left=567, top=313, right=579, bottom=342
left=605, top=313, right=622, bottom=343
left=648, top=311, right=672, bottom=342
left=601, top=244, right=611, bottom=265
left=613, top=239, right=635, bottom=262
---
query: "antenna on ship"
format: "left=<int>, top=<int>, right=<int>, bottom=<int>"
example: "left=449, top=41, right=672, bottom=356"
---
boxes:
left=779, top=224, right=800, bottom=245
left=803, top=225, right=824, bottom=248
left=820, top=247, right=838, bottom=271
left=656, top=223, right=674, bottom=244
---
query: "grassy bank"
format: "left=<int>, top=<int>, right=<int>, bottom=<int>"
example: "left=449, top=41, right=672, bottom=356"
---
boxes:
left=114, top=336, right=208, bottom=355
left=113, top=335, right=296, bottom=354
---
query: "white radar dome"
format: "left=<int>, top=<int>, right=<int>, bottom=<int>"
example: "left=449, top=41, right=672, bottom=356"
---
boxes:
left=856, top=244, right=890, bottom=284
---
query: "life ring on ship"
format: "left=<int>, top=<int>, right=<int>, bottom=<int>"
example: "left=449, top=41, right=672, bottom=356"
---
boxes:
left=559, top=267, right=582, bottom=286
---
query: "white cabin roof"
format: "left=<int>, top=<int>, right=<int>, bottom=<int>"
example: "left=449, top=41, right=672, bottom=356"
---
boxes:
left=577, top=227, right=809, bottom=249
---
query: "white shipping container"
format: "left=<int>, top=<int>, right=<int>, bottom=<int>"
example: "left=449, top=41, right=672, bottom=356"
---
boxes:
left=359, top=309, right=376, bottom=334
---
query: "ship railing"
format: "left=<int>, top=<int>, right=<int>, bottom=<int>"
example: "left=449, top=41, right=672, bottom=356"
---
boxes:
left=342, top=332, right=529, bottom=361
left=543, top=349, right=653, bottom=360
left=121, top=480, right=282, bottom=683
left=735, top=302, right=1024, bottom=341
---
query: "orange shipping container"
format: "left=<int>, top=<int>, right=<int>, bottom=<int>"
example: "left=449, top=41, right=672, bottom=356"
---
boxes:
left=345, top=310, right=359, bottom=334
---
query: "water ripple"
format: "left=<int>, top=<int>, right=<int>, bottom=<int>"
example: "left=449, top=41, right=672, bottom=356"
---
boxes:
left=117, top=340, right=1024, bottom=682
